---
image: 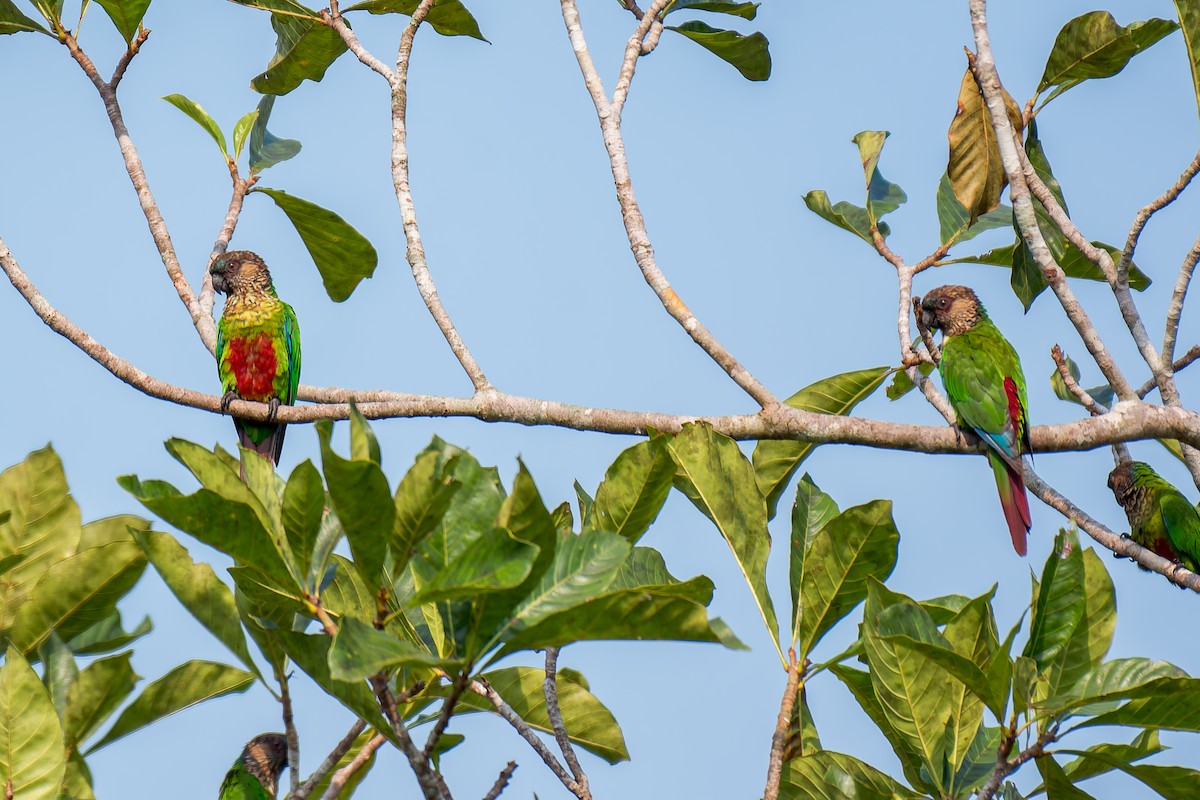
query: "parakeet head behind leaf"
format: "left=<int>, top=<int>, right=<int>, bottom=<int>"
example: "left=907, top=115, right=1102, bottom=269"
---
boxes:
left=211, top=250, right=273, bottom=296
left=920, top=284, right=985, bottom=337
left=241, top=732, right=288, bottom=796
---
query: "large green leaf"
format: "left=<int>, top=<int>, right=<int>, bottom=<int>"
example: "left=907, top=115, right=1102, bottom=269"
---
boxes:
left=667, top=423, right=777, bottom=642
left=1036, top=756, right=1098, bottom=799
left=86, top=661, right=253, bottom=752
left=666, top=20, right=770, bottom=80
left=226, top=0, right=319, bottom=17
left=1039, top=12, right=1178, bottom=100
left=456, top=666, right=628, bottom=763
left=0, top=648, right=65, bottom=800
left=936, top=172, right=1011, bottom=246
left=280, top=459, right=325, bottom=589
left=1178, top=2, right=1200, bottom=126
left=947, top=66, right=1022, bottom=223
left=134, top=531, right=260, bottom=679
left=862, top=581, right=953, bottom=795
left=316, top=420, right=394, bottom=589
left=10, top=537, right=147, bottom=654
left=248, top=96, right=302, bottom=173
left=343, top=0, right=486, bottom=39
left=1078, top=676, right=1200, bottom=731
left=753, top=367, right=890, bottom=516
left=0, top=447, right=83, bottom=633
left=392, top=449, right=460, bottom=575
left=1039, top=546, right=1115, bottom=699
left=506, top=530, right=630, bottom=631
left=1024, top=529, right=1086, bottom=672
left=328, top=617, right=455, bottom=681
left=412, top=524, right=538, bottom=604
left=92, top=0, right=152, bottom=42
left=254, top=188, right=379, bottom=302
left=0, top=0, right=48, bottom=34
left=664, top=0, right=758, bottom=19
left=947, top=240, right=1150, bottom=290
left=1053, top=731, right=1164, bottom=786
left=589, top=440, right=674, bottom=543
left=1042, top=657, right=1186, bottom=717
left=828, top=664, right=930, bottom=793
left=62, top=652, right=138, bottom=745
left=251, top=11, right=348, bottom=95
left=161, top=94, right=228, bottom=160
left=803, top=190, right=889, bottom=244
left=781, top=750, right=922, bottom=800
left=604, top=546, right=714, bottom=604
left=1054, top=744, right=1199, bottom=799
left=940, top=594, right=995, bottom=790
left=788, top=474, right=838, bottom=634
left=66, top=611, right=152, bottom=656
left=796, top=500, right=899, bottom=659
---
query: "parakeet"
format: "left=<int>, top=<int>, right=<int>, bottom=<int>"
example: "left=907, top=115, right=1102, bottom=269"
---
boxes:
left=920, top=284, right=1032, bottom=555
left=1108, top=460, right=1200, bottom=571
left=212, top=251, right=301, bottom=465
left=218, top=732, right=288, bottom=799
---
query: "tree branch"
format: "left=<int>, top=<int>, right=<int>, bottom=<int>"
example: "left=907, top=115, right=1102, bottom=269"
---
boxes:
left=543, top=648, right=590, bottom=798
left=294, top=719, right=366, bottom=800
left=317, top=733, right=387, bottom=800
left=481, top=762, right=517, bottom=800
left=1163, top=233, right=1200, bottom=367
left=280, top=672, right=301, bottom=798
left=560, top=0, right=779, bottom=410
left=976, top=723, right=1056, bottom=800
left=423, top=671, right=469, bottom=760
left=1119, top=147, right=1200, bottom=282
left=323, top=3, right=395, bottom=82
left=371, top=674, right=449, bottom=800
left=763, top=649, right=801, bottom=800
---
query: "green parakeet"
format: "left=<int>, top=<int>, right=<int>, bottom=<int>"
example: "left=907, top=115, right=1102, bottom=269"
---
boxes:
left=218, top=732, right=288, bottom=799
left=212, top=250, right=301, bottom=465
left=1108, top=460, right=1200, bottom=571
left=920, top=284, right=1032, bottom=554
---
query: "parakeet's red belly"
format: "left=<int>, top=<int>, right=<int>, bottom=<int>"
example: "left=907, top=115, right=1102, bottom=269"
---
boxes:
left=227, top=333, right=279, bottom=400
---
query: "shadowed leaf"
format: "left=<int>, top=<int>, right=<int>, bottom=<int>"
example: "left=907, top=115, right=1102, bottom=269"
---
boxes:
left=62, top=652, right=138, bottom=745
left=248, top=96, right=302, bottom=172
left=344, top=0, right=486, bottom=40
left=666, top=20, right=770, bottom=80
left=589, top=439, right=674, bottom=543
left=803, top=190, right=890, bottom=244
left=0, top=0, right=48, bottom=34
left=251, top=12, right=348, bottom=95
left=936, top=172, right=1011, bottom=246
left=664, top=0, right=758, bottom=19
left=1179, top=2, right=1200, bottom=125
left=1039, top=12, right=1178, bottom=100
left=328, top=617, right=457, bottom=681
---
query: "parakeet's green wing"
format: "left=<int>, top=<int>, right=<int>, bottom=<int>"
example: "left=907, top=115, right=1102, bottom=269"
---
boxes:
left=940, top=320, right=1028, bottom=469
left=219, top=763, right=270, bottom=800
left=282, top=300, right=301, bottom=405
left=1159, top=490, right=1200, bottom=570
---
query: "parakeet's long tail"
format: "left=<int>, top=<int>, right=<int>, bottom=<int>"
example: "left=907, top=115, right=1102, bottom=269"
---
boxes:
left=988, top=451, right=1031, bottom=555
left=235, top=420, right=286, bottom=466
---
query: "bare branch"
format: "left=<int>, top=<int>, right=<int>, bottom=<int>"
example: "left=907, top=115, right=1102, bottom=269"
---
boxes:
left=323, top=5, right=396, bottom=83
left=317, top=733, right=387, bottom=800
left=560, top=0, right=779, bottom=410
left=1050, top=345, right=1106, bottom=416
left=482, top=762, right=518, bottom=800
left=1140, top=345, right=1200, bottom=398
left=370, top=674, right=448, bottom=800
left=198, top=167, right=257, bottom=354
left=467, top=678, right=584, bottom=798
left=965, top=14, right=1134, bottom=403
left=612, top=0, right=670, bottom=114
left=1120, top=147, right=1200, bottom=282
left=1164, top=234, right=1200, bottom=366
left=423, top=671, right=469, bottom=760
left=280, top=673, right=301, bottom=798
left=294, top=720, right=367, bottom=800
left=977, top=724, right=1057, bottom=800
left=543, top=648, right=589, bottom=798
left=763, top=649, right=801, bottom=800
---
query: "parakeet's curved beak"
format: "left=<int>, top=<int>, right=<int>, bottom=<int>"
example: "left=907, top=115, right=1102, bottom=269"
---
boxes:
left=918, top=298, right=937, bottom=331
left=211, top=260, right=228, bottom=294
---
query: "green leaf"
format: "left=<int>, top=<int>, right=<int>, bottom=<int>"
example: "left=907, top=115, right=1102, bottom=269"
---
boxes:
left=0, top=0, right=48, bottom=34
left=1036, top=755, right=1098, bottom=799
left=803, top=190, right=889, bottom=244
left=666, top=423, right=777, bottom=643
left=328, top=617, right=455, bottom=681
left=92, top=0, right=152, bottom=42
left=456, top=667, right=628, bottom=763
left=10, top=537, right=147, bottom=654
left=851, top=130, right=907, bottom=226
left=1077, top=675, right=1200, bottom=731
left=61, top=751, right=94, bottom=800
left=226, top=0, right=319, bottom=17
left=316, top=420, right=394, bottom=589
left=1039, top=545, right=1116, bottom=699
left=1045, top=658, right=1186, bottom=717
left=953, top=725, right=1003, bottom=796
left=605, top=546, right=714, bottom=604
left=412, top=524, right=538, bottom=604
left=392, top=449, right=460, bottom=576
left=936, top=172, right=1011, bottom=246
left=1049, top=352, right=1115, bottom=409
left=343, top=0, right=486, bottom=40
left=1024, top=529, right=1086, bottom=672
left=781, top=750, right=922, bottom=800
left=0, top=446, right=84, bottom=634
left=66, top=612, right=152, bottom=656
left=62, top=652, right=138, bottom=745
left=940, top=594, right=995, bottom=787
left=664, top=0, right=758, bottom=20
left=887, top=363, right=935, bottom=402
left=248, top=95, right=302, bottom=173
left=161, top=94, right=228, bottom=160
left=796, top=500, right=899, bottom=659
left=254, top=188, right=379, bottom=302
left=39, top=632, right=76, bottom=720
left=788, top=474, right=838, bottom=636
left=666, top=20, right=770, bottom=80
left=232, top=109, right=258, bottom=161
left=134, top=531, right=260, bottom=680
left=947, top=240, right=1150, bottom=290
left=862, top=581, right=953, bottom=795
left=85, top=661, right=253, bottom=753
left=1178, top=2, right=1200, bottom=127
left=1055, top=731, right=1164, bottom=786
left=753, top=367, right=890, bottom=516
left=306, top=729, right=379, bottom=798
left=589, top=439, right=674, bottom=543
left=1055, top=748, right=1200, bottom=799
left=251, top=11, right=348, bottom=96
left=281, top=459, right=325, bottom=589
left=1039, top=12, right=1178, bottom=96
left=506, top=530, right=630, bottom=631
left=947, top=66, right=1023, bottom=223
left=0, top=647, right=65, bottom=800
left=781, top=686, right=821, bottom=761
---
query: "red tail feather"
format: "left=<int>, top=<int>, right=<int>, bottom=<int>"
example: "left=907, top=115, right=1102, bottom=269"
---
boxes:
left=989, top=451, right=1031, bottom=555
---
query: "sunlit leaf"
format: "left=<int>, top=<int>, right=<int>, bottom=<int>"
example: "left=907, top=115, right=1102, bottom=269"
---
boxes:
left=666, top=20, right=770, bottom=80
left=1039, top=12, right=1178, bottom=99
left=0, top=0, right=49, bottom=34
left=803, top=190, right=889, bottom=244
left=343, top=0, right=486, bottom=40
left=251, top=11, right=347, bottom=96
left=781, top=750, right=922, bottom=800
left=92, top=0, right=152, bottom=43
left=589, top=439, right=674, bottom=543
left=0, top=647, right=65, bottom=800
left=947, top=65, right=1022, bottom=223
left=161, top=94, right=228, bottom=160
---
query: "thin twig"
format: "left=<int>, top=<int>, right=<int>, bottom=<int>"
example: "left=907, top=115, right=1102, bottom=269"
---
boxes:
left=543, top=648, right=589, bottom=798
left=911, top=295, right=942, bottom=364
left=280, top=673, right=301, bottom=797
left=371, top=674, right=449, bottom=800
left=423, top=671, right=469, bottom=759
left=1163, top=234, right=1200, bottom=367
left=317, top=733, right=388, bottom=800
left=1139, top=345, right=1200, bottom=398
left=323, top=6, right=395, bottom=82
left=560, top=0, right=779, bottom=410
left=1050, top=345, right=1106, bottom=416
left=294, top=720, right=367, bottom=800
left=199, top=166, right=257, bottom=354
left=482, top=762, right=518, bottom=800
left=467, top=678, right=584, bottom=797
left=976, top=724, right=1056, bottom=800
left=1119, top=148, right=1200, bottom=282
left=763, top=649, right=801, bottom=800
left=612, top=0, right=670, bottom=114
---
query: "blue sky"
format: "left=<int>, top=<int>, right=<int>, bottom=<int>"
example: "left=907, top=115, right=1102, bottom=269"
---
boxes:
left=3, top=1, right=1200, bottom=797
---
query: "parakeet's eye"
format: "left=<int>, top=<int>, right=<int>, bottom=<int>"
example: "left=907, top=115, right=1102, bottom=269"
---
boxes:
left=936, top=297, right=949, bottom=309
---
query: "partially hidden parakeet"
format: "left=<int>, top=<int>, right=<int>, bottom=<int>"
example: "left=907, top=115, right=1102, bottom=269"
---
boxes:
left=1108, top=460, right=1200, bottom=571
left=218, top=732, right=288, bottom=800
left=212, top=251, right=301, bottom=465
left=920, top=285, right=1032, bottom=555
